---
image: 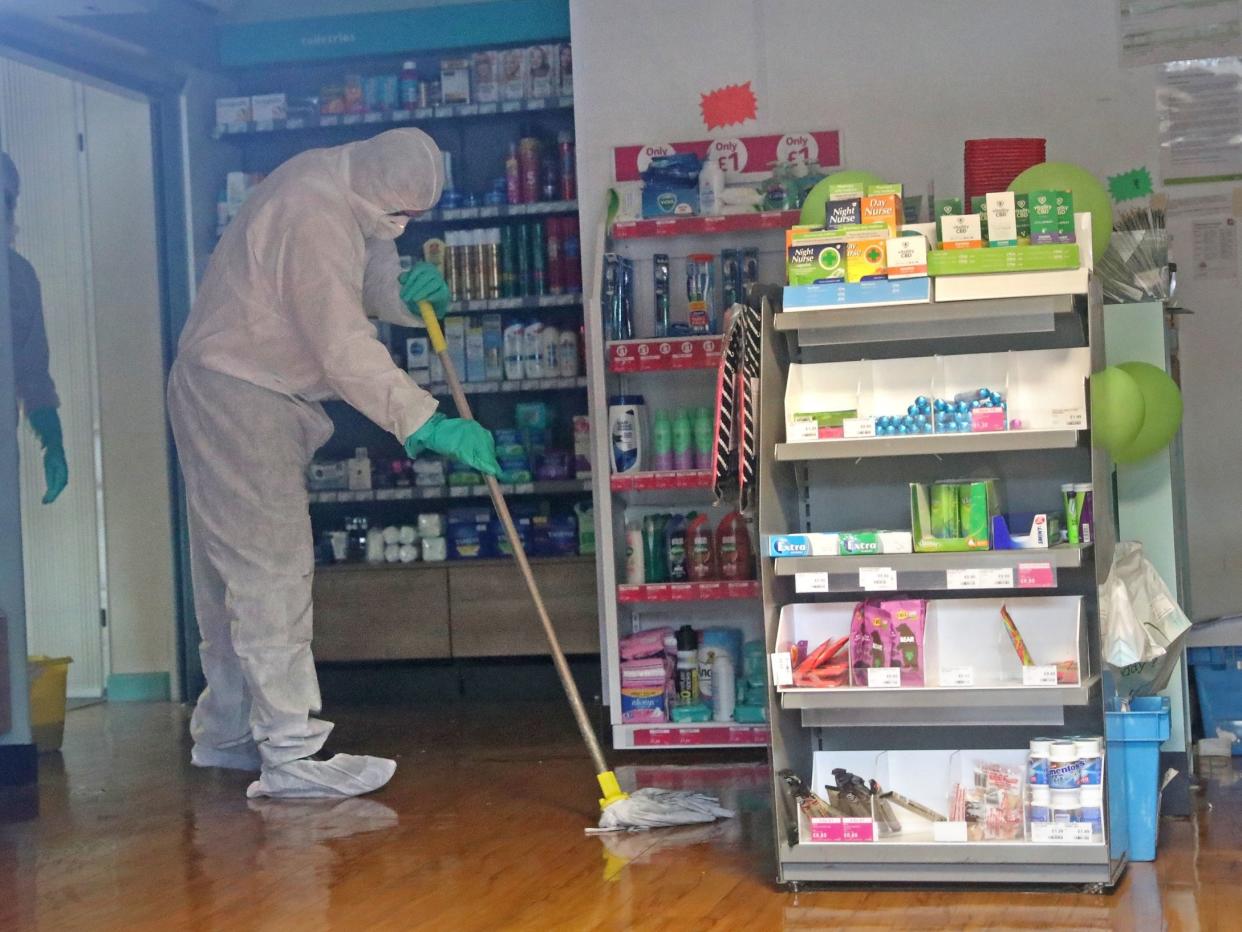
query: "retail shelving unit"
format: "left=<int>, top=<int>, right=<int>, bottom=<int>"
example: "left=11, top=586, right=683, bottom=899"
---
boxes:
left=208, top=35, right=591, bottom=662
left=757, top=278, right=1126, bottom=887
left=588, top=216, right=792, bottom=751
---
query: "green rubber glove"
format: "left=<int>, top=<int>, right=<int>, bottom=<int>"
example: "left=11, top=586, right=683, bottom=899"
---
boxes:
left=399, top=261, right=450, bottom=321
left=404, top=413, right=500, bottom=476
left=28, top=407, right=68, bottom=505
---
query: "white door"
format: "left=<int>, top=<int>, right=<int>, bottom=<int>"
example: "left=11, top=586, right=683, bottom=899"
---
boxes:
left=0, top=54, right=107, bottom=698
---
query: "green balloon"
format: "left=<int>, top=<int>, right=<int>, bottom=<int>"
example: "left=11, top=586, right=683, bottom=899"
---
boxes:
left=1111, top=362, right=1183, bottom=464
left=799, top=169, right=884, bottom=226
left=1090, top=366, right=1145, bottom=455
left=1009, top=162, right=1112, bottom=259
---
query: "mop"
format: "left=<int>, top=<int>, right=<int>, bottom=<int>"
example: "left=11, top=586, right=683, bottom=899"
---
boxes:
left=413, top=300, right=733, bottom=833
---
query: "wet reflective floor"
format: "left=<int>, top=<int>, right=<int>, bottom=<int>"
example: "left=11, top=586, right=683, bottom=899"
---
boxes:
left=1, top=701, right=1238, bottom=930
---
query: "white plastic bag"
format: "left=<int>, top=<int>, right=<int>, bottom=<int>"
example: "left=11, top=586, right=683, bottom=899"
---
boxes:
left=1100, top=541, right=1191, bottom=669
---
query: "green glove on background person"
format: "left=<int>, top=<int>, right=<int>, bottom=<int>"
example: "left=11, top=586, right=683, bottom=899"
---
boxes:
left=405, top=413, right=500, bottom=476
left=28, top=406, right=67, bottom=504
left=399, top=261, right=450, bottom=320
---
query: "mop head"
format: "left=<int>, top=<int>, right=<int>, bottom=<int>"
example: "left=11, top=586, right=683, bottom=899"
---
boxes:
left=587, top=787, right=735, bottom=834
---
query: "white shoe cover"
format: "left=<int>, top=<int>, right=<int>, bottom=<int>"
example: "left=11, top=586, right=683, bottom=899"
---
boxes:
left=192, top=742, right=263, bottom=772
left=246, top=754, right=397, bottom=800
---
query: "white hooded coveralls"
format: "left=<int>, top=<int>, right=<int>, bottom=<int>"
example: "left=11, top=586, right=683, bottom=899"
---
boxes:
left=169, top=129, right=442, bottom=771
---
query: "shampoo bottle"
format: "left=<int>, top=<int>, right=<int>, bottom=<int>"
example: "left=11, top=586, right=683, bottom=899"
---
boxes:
left=712, top=653, right=736, bottom=721
left=665, top=513, right=689, bottom=583
left=672, top=409, right=693, bottom=471
left=652, top=411, right=673, bottom=471
left=686, top=512, right=716, bottom=581
left=624, top=519, right=645, bottom=585
left=642, top=514, right=664, bottom=583
left=523, top=321, right=544, bottom=379
left=503, top=322, right=525, bottom=381
left=692, top=407, right=714, bottom=471
left=716, top=510, right=754, bottom=581
left=540, top=324, right=560, bottom=377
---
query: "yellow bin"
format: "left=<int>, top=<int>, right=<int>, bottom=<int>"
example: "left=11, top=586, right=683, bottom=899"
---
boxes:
left=28, top=655, right=72, bottom=753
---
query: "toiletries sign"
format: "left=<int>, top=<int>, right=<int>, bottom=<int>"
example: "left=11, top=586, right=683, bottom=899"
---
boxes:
left=615, top=129, right=841, bottom=183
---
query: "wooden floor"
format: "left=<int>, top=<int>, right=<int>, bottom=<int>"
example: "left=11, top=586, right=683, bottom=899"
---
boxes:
left=0, top=700, right=1239, bottom=931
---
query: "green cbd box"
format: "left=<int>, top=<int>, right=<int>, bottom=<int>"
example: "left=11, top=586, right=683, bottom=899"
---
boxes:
left=934, top=196, right=963, bottom=241
left=1013, top=193, right=1030, bottom=239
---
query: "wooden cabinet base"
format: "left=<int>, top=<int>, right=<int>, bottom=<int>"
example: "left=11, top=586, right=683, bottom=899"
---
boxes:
left=311, top=557, right=599, bottom=662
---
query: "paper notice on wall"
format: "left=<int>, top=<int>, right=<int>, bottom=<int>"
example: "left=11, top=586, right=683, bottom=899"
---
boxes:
left=1158, top=59, right=1242, bottom=184
left=1121, top=0, right=1242, bottom=67
left=1163, top=191, right=1237, bottom=219
left=1191, top=217, right=1239, bottom=278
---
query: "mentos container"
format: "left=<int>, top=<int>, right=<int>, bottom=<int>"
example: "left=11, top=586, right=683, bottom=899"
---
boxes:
left=1048, top=741, right=1082, bottom=789
left=1028, top=737, right=1053, bottom=785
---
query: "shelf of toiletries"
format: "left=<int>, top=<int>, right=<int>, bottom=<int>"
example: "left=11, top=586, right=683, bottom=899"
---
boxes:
left=316, top=553, right=593, bottom=574
left=776, top=429, right=1083, bottom=462
left=214, top=95, right=575, bottom=138
left=782, top=742, right=1107, bottom=853
left=443, top=293, right=582, bottom=314
left=606, top=336, right=723, bottom=373
left=610, top=210, right=800, bottom=240
left=609, top=470, right=713, bottom=493
left=617, top=581, right=760, bottom=603
left=772, top=546, right=1087, bottom=593
left=407, top=199, right=578, bottom=225
left=424, top=375, right=588, bottom=397
left=309, top=478, right=591, bottom=505
left=772, top=598, right=1086, bottom=699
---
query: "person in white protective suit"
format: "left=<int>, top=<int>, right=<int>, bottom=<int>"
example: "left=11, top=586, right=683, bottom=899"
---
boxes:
left=169, top=128, right=499, bottom=799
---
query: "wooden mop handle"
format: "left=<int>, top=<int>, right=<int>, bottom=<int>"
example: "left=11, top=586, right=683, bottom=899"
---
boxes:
left=416, top=303, right=611, bottom=777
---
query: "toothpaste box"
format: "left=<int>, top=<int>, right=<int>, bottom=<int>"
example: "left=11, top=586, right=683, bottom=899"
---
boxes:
left=939, top=214, right=983, bottom=249
left=886, top=234, right=928, bottom=278
left=444, top=316, right=467, bottom=378
left=985, top=191, right=1018, bottom=246
left=846, top=238, right=887, bottom=282
left=787, top=234, right=847, bottom=285
left=466, top=319, right=486, bottom=382
left=826, top=198, right=862, bottom=229
left=482, top=314, right=504, bottom=380
left=861, top=194, right=903, bottom=238
left=250, top=93, right=287, bottom=123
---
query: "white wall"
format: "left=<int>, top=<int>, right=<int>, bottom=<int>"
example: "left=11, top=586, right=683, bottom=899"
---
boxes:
left=570, top=0, right=1237, bottom=620
left=83, top=84, right=177, bottom=688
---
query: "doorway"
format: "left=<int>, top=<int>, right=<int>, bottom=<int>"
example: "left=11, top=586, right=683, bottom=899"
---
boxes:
left=0, top=51, right=176, bottom=701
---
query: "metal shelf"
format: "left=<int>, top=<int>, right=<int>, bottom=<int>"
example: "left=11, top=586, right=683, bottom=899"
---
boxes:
left=780, top=674, right=1099, bottom=711
left=610, top=209, right=798, bottom=240
left=775, top=293, right=1080, bottom=346
left=611, top=721, right=769, bottom=749
left=775, top=429, right=1083, bottom=462
left=316, top=554, right=593, bottom=574
left=773, top=546, right=1087, bottom=575
left=407, top=200, right=578, bottom=225
left=446, top=293, right=582, bottom=314
left=308, top=478, right=590, bottom=505
left=214, top=95, right=574, bottom=138
left=424, top=375, right=587, bottom=397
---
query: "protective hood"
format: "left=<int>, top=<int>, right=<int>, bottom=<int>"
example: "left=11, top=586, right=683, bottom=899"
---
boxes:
left=337, top=128, right=443, bottom=240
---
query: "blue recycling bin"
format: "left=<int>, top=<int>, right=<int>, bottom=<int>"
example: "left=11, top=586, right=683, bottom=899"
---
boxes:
left=1188, top=646, right=1242, bottom=754
left=1105, top=695, right=1170, bottom=862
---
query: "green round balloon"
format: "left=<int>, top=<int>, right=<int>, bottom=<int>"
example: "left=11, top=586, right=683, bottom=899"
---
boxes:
left=799, top=169, right=884, bottom=226
left=1111, top=362, right=1183, bottom=464
left=1090, top=366, right=1145, bottom=455
left=1009, top=162, right=1112, bottom=259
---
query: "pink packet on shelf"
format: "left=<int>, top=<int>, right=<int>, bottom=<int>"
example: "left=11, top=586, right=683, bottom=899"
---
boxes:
left=621, top=626, right=675, bottom=661
left=850, top=600, right=893, bottom=686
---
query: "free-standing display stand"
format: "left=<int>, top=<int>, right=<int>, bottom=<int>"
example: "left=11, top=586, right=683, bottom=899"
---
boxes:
left=757, top=276, right=1128, bottom=888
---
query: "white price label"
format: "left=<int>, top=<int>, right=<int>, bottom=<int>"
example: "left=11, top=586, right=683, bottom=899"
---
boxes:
left=515, top=483, right=535, bottom=494
left=1030, top=821, right=1094, bottom=844
left=843, top=417, right=877, bottom=439
left=946, top=568, right=1015, bottom=590
left=866, top=667, right=901, bottom=688
left=363, top=112, right=382, bottom=123
left=942, top=666, right=975, bottom=687
left=932, top=821, right=969, bottom=843
left=1050, top=407, right=1087, bottom=429
left=795, top=572, right=830, bottom=594
left=859, top=567, right=897, bottom=591
left=1022, top=664, right=1059, bottom=686
left=770, top=652, right=794, bottom=687
left=286, top=118, right=305, bottom=130
left=449, top=486, right=469, bottom=498
left=788, top=420, right=820, bottom=443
